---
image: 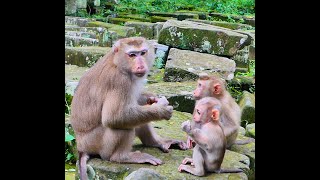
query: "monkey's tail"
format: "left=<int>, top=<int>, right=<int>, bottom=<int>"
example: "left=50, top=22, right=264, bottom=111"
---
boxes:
left=234, top=137, right=255, bottom=145
left=215, top=168, right=243, bottom=173
left=79, top=151, right=89, bottom=180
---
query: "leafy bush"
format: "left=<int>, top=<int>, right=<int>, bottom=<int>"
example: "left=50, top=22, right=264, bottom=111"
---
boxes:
left=65, top=127, right=77, bottom=163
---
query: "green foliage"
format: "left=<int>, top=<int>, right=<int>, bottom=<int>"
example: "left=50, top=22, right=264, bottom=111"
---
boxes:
left=65, top=93, right=72, bottom=115
left=65, top=127, right=77, bottom=163
left=115, top=0, right=254, bottom=16
left=236, top=60, right=255, bottom=78
left=227, top=83, right=243, bottom=103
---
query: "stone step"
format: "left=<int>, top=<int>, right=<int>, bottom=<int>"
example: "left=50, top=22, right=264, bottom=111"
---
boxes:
left=209, top=13, right=255, bottom=27
left=65, top=35, right=99, bottom=47
left=107, top=17, right=141, bottom=25
left=124, top=21, right=156, bottom=40
left=65, top=47, right=111, bottom=67
left=147, top=11, right=199, bottom=20
left=65, top=31, right=97, bottom=39
left=164, top=48, right=236, bottom=82
left=64, top=26, right=113, bottom=47
left=239, top=91, right=255, bottom=126
left=158, top=20, right=250, bottom=57
left=65, top=16, right=94, bottom=27
left=185, top=19, right=254, bottom=30
left=86, top=21, right=136, bottom=38
left=117, top=14, right=151, bottom=22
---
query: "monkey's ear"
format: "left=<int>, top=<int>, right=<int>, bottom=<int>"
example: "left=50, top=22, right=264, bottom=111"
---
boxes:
left=213, top=84, right=221, bottom=94
left=211, top=109, right=220, bottom=121
left=112, top=40, right=121, bottom=53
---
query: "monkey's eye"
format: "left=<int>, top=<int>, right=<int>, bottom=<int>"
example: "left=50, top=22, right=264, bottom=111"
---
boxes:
left=198, top=83, right=201, bottom=87
left=128, top=53, right=136, bottom=58
left=197, top=109, right=200, bottom=115
left=141, top=51, right=147, bottom=56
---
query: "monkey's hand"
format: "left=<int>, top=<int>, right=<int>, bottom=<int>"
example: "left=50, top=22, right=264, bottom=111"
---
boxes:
left=186, top=136, right=195, bottom=149
left=181, top=121, right=191, bottom=133
left=156, top=96, right=169, bottom=106
left=160, top=105, right=173, bottom=120
left=146, top=96, right=159, bottom=105
left=158, top=139, right=188, bottom=152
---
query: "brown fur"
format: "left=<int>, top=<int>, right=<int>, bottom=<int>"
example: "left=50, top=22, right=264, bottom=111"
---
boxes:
left=179, top=97, right=242, bottom=176
left=193, top=74, right=241, bottom=148
left=70, top=37, right=187, bottom=180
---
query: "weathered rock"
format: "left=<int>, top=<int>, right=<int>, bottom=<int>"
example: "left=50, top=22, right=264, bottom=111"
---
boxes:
left=65, top=31, right=97, bottom=39
left=158, top=20, right=249, bottom=56
left=231, top=45, right=250, bottom=69
left=239, top=126, right=246, bottom=135
left=65, top=16, right=93, bottom=27
left=73, top=110, right=250, bottom=179
left=145, top=81, right=197, bottom=113
left=76, top=0, right=87, bottom=8
left=209, top=13, right=255, bottom=27
left=65, top=35, right=99, bottom=47
left=118, top=14, right=151, bottom=22
left=164, top=48, right=236, bottom=82
left=65, top=64, right=89, bottom=83
left=176, top=10, right=208, bottom=20
left=125, top=22, right=155, bottom=39
left=227, top=76, right=255, bottom=93
left=147, top=40, right=169, bottom=69
left=231, top=134, right=255, bottom=180
left=86, top=21, right=136, bottom=38
left=239, top=91, right=255, bottom=125
left=148, top=12, right=199, bottom=20
left=108, top=17, right=139, bottom=25
left=65, top=0, right=77, bottom=15
left=65, top=26, right=113, bottom=47
left=124, top=168, right=166, bottom=180
left=65, top=46, right=110, bottom=67
left=150, top=16, right=176, bottom=23
left=153, top=22, right=164, bottom=39
left=249, top=45, right=255, bottom=60
left=246, top=123, right=255, bottom=138
left=185, top=19, right=253, bottom=30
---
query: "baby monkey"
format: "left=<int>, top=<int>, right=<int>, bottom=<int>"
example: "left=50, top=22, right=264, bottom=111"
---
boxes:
left=179, top=97, right=243, bottom=176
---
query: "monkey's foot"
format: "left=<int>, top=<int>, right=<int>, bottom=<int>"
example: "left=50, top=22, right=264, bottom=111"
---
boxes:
left=181, top=157, right=193, bottom=165
left=178, top=164, right=204, bottom=176
left=110, top=151, right=162, bottom=166
left=158, top=139, right=188, bottom=152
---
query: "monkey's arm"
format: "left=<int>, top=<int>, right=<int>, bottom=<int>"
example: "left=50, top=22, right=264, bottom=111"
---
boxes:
left=188, top=129, right=213, bottom=151
left=102, top=99, right=172, bottom=129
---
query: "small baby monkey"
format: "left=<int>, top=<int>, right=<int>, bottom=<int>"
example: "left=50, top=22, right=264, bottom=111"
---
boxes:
left=179, top=97, right=243, bottom=176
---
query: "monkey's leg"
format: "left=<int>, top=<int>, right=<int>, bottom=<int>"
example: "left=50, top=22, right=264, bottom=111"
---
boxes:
left=101, top=128, right=162, bottom=165
left=178, top=147, right=205, bottom=176
left=110, top=151, right=163, bottom=165
left=135, top=124, right=188, bottom=152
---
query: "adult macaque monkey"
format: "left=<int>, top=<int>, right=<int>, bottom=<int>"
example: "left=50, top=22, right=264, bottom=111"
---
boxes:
left=178, top=97, right=243, bottom=176
left=70, top=37, right=187, bottom=180
left=188, top=73, right=254, bottom=148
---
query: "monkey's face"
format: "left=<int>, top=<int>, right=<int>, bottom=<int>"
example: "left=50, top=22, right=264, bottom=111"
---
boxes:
left=193, top=104, right=207, bottom=123
left=112, top=37, right=155, bottom=78
left=126, top=49, right=149, bottom=77
left=193, top=80, right=208, bottom=100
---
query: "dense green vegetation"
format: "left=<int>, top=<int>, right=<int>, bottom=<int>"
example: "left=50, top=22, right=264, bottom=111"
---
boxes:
left=114, top=0, right=255, bottom=15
